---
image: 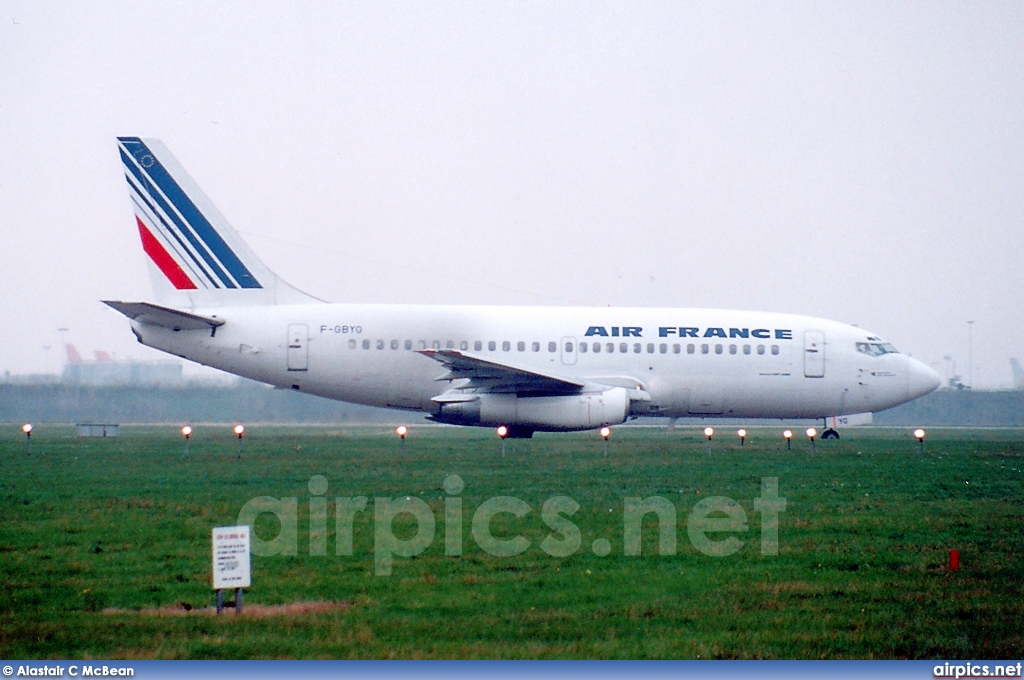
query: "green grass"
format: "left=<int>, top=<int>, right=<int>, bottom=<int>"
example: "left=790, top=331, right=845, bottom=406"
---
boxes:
left=1, top=424, right=1022, bottom=659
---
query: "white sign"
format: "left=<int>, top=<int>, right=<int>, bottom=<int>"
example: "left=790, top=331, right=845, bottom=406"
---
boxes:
left=212, top=525, right=251, bottom=590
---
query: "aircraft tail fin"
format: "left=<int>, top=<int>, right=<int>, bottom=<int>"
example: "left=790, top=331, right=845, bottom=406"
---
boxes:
left=117, top=137, right=321, bottom=308
left=1011, top=358, right=1024, bottom=390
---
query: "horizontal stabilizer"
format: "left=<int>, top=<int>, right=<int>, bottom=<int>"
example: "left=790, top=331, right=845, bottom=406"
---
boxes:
left=103, top=301, right=225, bottom=331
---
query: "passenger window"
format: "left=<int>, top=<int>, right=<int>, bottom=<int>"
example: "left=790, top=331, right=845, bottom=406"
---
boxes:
left=488, top=341, right=496, bottom=351
left=502, top=341, right=511, bottom=351
left=715, top=344, right=723, bottom=355
left=376, top=339, right=385, bottom=350
left=474, top=341, right=482, bottom=351
left=593, top=342, right=601, bottom=354
left=348, top=339, right=356, bottom=350
left=460, top=340, right=468, bottom=351
left=647, top=343, right=655, bottom=354
left=532, top=342, right=540, bottom=352
left=673, top=343, right=681, bottom=354
left=432, top=340, right=441, bottom=349
left=617, top=342, right=624, bottom=353
left=659, top=343, right=667, bottom=354
left=757, top=345, right=765, bottom=355
left=446, top=340, right=455, bottom=349
left=687, top=344, right=695, bottom=354
left=548, top=342, right=557, bottom=352
left=701, top=344, right=709, bottom=354
left=743, top=344, right=751, bottom=355
left=606, top=342, right=614, bottom=353
left=580, top=342, right=588, bottom=353
left=771, top=345, right=780, bottom=355
left=390, top=339, right=399, bottom=350
left=362, top=339, right=371, bottom=350
left=633, top=343, right=641, bottom=353
left=565, top=341, right=574, bottom=352
left=517, top=341, right=526, bottom=352
left=418, top=340, right=427, bottom=350
left=729, top=344, right=737, bottom=355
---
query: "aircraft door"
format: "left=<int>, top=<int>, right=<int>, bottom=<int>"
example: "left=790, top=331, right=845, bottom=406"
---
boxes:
left=804, top=330, right=825, bottom=378
left=287, top=323, right=309, bottom=371
left=561, top=337, right=577, bottom=365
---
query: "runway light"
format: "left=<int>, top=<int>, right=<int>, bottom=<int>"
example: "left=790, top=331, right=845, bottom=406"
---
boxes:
left=22, top=423, right=32, bottom=435
left=806, top=428, right=817, bottom=440
left=600, top=426, right=611, bottom=456
left=737, top=428, right=747, bottom=446
left=496, top=425, right=508, bottom=457
left=783, top=429, right=793, bottom=450
left=181, top=426, right=192, bottom=439
left=396, top=425, right=408, bottom=439
left=234, top=425, right=245, bottom=437
left=702, top=427, right=714, bottom=455
left=913, top=428, right=926, bottom=442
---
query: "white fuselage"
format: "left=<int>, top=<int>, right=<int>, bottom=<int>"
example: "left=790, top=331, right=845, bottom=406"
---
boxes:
left=130, top=303, right=940, bottom=425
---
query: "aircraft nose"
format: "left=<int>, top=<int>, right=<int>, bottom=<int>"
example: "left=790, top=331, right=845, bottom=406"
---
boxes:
left=907, top=357, right=941, bottom=398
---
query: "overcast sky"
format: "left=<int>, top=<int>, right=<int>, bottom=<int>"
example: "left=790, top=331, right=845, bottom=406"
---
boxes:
left=2, top=2, right=1022, bottom=386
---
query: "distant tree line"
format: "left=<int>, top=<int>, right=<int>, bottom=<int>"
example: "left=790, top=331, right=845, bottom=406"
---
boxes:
left=1, top=384, right=1020, bottom=427
left=0, top=383, right=409, bottom=425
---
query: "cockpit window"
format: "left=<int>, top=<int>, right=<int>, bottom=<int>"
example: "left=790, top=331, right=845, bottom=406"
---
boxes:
left=856, top=341, right=899, bottom=357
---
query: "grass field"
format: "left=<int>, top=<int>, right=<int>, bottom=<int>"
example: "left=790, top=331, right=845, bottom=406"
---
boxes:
left=1, top=424, right=1022, bottom=659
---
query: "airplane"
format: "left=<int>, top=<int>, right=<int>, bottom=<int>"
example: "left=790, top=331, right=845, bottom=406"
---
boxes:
left=105, top=137, right=941, bottom=438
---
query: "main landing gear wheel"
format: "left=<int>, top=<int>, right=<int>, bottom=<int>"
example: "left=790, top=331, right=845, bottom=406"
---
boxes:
left=821, top=428, right=840, bottom=440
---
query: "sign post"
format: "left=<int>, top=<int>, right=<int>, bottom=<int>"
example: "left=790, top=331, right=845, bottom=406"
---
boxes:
left=212, top=525, right=251, bottom=614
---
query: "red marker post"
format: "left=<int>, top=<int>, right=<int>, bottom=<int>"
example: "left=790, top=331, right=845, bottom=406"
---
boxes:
left=949, top=549, right=960, bottom=571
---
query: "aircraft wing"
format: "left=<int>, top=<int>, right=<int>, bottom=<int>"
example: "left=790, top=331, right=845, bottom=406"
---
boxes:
left=103, top=301, right=225, bottom=332
left=417, top=349, right=585, bottom=395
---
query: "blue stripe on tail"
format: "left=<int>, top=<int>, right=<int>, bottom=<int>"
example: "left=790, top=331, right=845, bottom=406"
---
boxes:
left=118, top=137, right=262, bottom=289
left=119, top=146, right=232, bottom=288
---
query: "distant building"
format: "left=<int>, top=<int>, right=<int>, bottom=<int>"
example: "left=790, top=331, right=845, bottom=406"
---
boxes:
left=60, top=343, right=184, bottom=387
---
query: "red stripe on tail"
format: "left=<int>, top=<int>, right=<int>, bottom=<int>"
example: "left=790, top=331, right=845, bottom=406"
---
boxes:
left=136, top=216, right=197, bottom=290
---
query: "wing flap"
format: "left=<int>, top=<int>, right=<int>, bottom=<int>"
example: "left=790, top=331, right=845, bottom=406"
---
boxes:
left=417, top=349, right=585, bottom=395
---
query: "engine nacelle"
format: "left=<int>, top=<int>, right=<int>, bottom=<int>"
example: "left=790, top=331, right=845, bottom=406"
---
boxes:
left=433, top=388, right=632, bottom=432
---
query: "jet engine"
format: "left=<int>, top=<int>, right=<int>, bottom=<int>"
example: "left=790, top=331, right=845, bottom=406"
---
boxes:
left=432, top=387, right=638, bottom=432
